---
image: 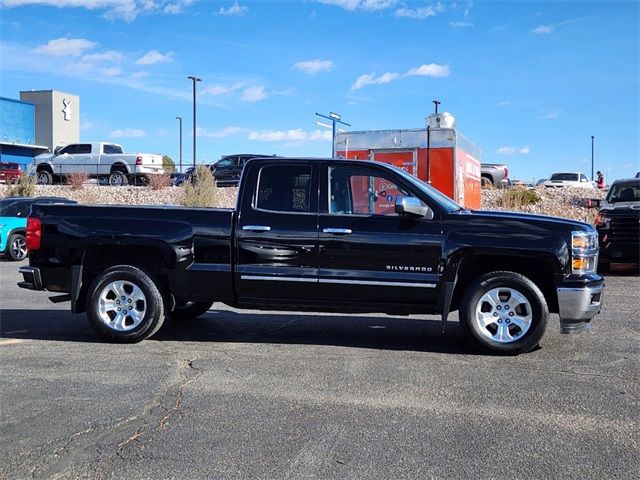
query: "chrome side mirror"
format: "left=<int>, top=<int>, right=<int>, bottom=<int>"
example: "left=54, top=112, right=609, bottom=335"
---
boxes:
left=395, top=196, right=433, bottom=219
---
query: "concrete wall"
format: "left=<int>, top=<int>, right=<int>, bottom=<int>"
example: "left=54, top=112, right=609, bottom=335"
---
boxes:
left=19, top=90, right=79, bottom=151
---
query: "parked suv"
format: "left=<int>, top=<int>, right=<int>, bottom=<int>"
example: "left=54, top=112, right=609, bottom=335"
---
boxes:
left=0, top=196, right=76, bottom=261
left=595, top=178, right=640, bottom=272
left=212, top=154, right=278, bottom=187
left=0, top=162, right=22, bottom=184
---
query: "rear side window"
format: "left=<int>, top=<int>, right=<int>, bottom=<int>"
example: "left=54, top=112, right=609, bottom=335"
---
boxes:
left=256, top=165, right=312, bottom=213
left=103, top=144, right=123, bottom=154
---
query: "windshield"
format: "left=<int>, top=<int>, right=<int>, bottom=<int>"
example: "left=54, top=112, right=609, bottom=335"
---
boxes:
left=606, top=181, right=640, bottom=203
left=392, top=166, right=461, bottom=212
left=215, top=157, right=233, bottom=167
left=550, top=173, right=579, bottom=181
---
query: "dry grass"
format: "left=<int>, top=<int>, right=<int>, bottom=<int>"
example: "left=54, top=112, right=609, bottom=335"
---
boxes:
left=182, top=166, right=217, bottom=207
left=66, top=172, right=89, bottom=190
left=496, top=188, right=541, bottom=209
left=6, top=173, right=36, bottom=197
left=147, top=173, right=171, bottom=191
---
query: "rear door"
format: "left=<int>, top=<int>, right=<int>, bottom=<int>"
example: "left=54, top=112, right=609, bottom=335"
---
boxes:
left=318, top=162, right=443, bottom=306
left=71, top=143, right=97, bottom=176
left=235, top=161, right=319, bottom=301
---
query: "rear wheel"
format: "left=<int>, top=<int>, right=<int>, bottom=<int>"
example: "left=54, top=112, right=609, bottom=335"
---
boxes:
left=168, top=301, right=213, bottom=320
left=108, top=170, right=129, bottom=186
left=86, top=265, right=165, bottom=342
left=459, top=271, right=548, bottom=355
left=7, top=233, right=27, bottom=261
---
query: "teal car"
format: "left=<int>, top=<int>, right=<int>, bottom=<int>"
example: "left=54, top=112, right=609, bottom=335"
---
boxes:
left=0, top=197, right=76, bottom=261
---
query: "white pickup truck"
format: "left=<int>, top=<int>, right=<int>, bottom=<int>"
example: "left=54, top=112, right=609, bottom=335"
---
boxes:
left=33, top=142, right=164, bottom=186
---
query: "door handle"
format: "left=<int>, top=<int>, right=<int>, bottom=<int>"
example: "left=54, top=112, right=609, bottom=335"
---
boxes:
left=323, top=228, right=352, bottom=235
left=242, top=225, right=271, bottom=231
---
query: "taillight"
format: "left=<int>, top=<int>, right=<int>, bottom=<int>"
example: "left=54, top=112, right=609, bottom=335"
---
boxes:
left=504, top=167, right=509, bottom=180
left=136, top=156, right=143, bottom=165
left=26, top=217, right=42, bottom=252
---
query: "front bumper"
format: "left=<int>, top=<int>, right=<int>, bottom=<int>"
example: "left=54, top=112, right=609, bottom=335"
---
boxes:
left=18, top=266, right=43, bottom=290
left=557, top=283, right=604, bottom=333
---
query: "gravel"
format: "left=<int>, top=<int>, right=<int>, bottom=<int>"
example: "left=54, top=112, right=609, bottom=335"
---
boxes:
left=1, top=184, right=604, bottom=222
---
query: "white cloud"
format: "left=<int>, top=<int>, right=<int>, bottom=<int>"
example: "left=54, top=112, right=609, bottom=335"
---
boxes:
left=135, top=49, right=174, bottom=65
left=82, top=50, right=122, bottom=62
left=315, top=0, right=399, bottom=12
left=157, top=128, right=169, bottom=136
left=80, top=120, right=93, bottom=131
left=241, top=86, right=267, bottom=102
left=449, top=21, right=473, bottom=28
left=248, top=129, right=332, bottom=142
left=540, top=110, right=561, bottom=120
left=497, top=146, right=532, bottom=155
left=2, top=0, right=196, bottom=22
left=201, top=82, right=244, bottom=96
left=293, top=59, right=334, bottom=76
left=110, top=128, right=147, bottom=138
left=101, top=67, right=123, bottom=76
left=533, top=25, right=553, bottom=34
left=197, top=126, right=243, bottom=138
left=394, top=3, right=445, bottom=20
left=352, top=63, right=450, bottom=90
left=218, top=1, right=248, bottom=16
left=131, top=71, right=149, bottom=79
left=497, top=101, right=511, bottom=107
left=32, top=37, right=96, bottom=57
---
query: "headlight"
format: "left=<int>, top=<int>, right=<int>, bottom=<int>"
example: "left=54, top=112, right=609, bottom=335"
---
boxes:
left=571, top=230, right=598, bottom=274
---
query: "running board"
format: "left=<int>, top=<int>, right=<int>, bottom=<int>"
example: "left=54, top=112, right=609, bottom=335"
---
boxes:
left=49, top=294, right=71, bottom=304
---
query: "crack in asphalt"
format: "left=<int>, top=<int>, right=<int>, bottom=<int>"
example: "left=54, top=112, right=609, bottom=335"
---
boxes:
left=13, top=353, right=201, bottom=479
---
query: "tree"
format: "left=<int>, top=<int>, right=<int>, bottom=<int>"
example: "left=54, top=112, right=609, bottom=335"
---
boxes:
left=162, top=155, right=176, bottom=173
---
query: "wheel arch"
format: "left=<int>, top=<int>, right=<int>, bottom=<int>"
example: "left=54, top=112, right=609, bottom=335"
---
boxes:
left=444, top=251, right=561, bottom=316
left=110, top=161, right=131, bottom=174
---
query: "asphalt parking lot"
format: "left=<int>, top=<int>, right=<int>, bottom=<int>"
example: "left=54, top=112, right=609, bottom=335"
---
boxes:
left=0, top=260, right=638, bottom=479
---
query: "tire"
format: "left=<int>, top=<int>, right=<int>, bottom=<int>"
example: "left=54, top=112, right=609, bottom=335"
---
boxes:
left=36, top=170, right=53, bottom=185
left=86, top=265, right=165, bottom=343
left=7, top=233, right=27, bottom=261
left=481, top=177, right=492, bottom=187
left=108, top=170, right=129, bottom=187
left=168, top=301, right=213, bottom=320
left=459, top=271, right=548, bottom=355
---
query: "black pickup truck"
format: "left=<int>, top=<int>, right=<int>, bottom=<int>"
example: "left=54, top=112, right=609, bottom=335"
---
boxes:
left=19, top=158, right=604, bottom=354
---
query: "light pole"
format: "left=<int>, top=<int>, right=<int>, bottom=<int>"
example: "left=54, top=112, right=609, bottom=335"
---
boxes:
left=591, top=135, right=595, bottom=181
left=175, top=116, right=182, bottom=172
left=187, top=76, right=202, bottom=169
left=315, top=111, right=350, bottom=158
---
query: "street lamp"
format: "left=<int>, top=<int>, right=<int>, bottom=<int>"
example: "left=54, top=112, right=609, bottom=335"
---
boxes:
left=175, top=116, right=183, bottom=172
left=591, top=135, right=595, bottom=181
left=315, top=111, right=351, bottom=158
left=187, top=76, right=202, bottom=169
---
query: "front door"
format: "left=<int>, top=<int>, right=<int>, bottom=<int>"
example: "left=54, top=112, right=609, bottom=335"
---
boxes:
left=318, top=163, right=442, bottom=307
left=235, top=161, right=319, bottom=301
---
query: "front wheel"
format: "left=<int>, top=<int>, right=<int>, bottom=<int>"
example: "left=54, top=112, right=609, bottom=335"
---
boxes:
left=36, top=170, right=53, bottom=185
left=459, top=271, right=548, bottom=355
left=7, top=233, right=27, bottom=261
left=168, top=301, right=213, bottom=320
left=86, top=265, right=165, bottom=342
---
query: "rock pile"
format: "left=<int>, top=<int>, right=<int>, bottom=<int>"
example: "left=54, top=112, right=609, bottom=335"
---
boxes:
left=1, top=184, right=604, bottom=223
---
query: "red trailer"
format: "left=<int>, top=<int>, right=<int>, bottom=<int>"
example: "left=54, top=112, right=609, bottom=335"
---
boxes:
left=334, top=113, right=482, bottom=209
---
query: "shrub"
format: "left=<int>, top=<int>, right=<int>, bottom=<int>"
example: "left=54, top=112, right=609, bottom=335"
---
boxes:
left=66, top=172, right=89, bottom=190
left=147, top=173, right=171, bottom=191
left=496, top=188, right=540, bottom=209
left=182, top=165, right=217, bottom=208
left=7, top=173, right=36, bottom=197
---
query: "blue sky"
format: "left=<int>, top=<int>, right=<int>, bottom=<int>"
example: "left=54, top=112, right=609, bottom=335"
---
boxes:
left=1, top=0, right=638, bottom=182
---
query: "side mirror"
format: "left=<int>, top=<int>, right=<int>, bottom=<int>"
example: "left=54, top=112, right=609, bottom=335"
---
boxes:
left=395, top=196, right=433, bottom=219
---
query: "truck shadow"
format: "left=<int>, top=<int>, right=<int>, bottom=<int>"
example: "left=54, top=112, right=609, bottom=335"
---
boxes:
left=0, top=309, right=478, bottom=355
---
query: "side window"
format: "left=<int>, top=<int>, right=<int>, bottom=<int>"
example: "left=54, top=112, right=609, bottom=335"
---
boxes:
left=76, top=144, right=92, bottom=154
left=103, top=144, right=123, bottom=154
left=256, top=165, right=312, bottom=213
left=15, top=202, right=31, bottom=217
left=59, top=144, right=77, bottom=155
left=580, top=174, right=589, bottom=182
left=329, top=166, right=414, bottom=216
